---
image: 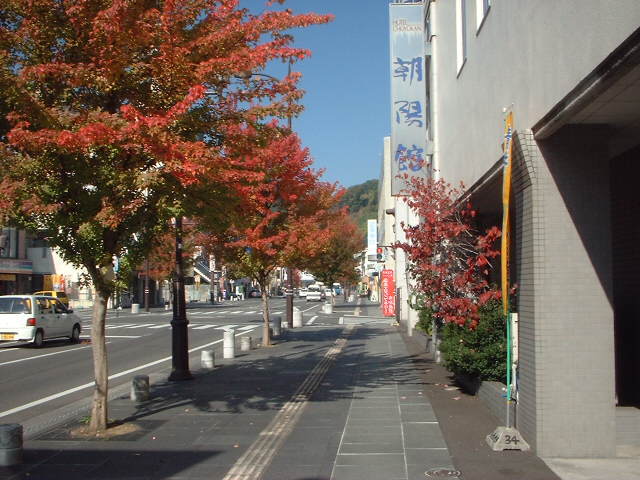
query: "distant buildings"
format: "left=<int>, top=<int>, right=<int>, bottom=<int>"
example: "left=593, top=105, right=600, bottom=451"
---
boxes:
left=381, top=0, right=640, bottom=458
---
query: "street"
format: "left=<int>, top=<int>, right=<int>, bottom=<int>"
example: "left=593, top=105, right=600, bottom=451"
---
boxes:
left=0, top=297, right=343, bottom=436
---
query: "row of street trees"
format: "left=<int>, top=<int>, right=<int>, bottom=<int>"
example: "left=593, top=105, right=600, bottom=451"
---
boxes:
left=0, top=0, right=360, bottom=434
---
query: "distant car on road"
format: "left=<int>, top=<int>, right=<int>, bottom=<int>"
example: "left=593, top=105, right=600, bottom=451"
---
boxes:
left=33, top=290, right=70, bottom=308
left=298, top=288, right=309, bottom=298
left=248, top=289, right=262, bottom=298
left=306, top=286, right=323, bottom=302
left=0, top=295, right=81, bottom=347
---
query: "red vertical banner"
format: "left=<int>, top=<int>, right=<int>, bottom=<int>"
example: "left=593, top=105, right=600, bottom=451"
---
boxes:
left=381, top=269, right=396, bottom=317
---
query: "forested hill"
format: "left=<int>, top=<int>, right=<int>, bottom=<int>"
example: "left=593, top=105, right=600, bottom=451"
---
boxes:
left=338, top=179, right=379, bottom=245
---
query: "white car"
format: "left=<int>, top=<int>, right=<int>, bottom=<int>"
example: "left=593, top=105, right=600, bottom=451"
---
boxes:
left=298, top=288, right=309, bottom=298
left=0, top=295, right=81, bottom=347
left=306, top=288, right=323, bottom=302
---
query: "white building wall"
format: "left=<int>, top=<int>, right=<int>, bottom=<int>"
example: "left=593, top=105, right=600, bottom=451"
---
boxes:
left=433, top=0, right=640, bottom=186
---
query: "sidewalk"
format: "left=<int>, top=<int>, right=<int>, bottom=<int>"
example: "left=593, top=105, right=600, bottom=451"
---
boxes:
left=0, top=300, right=636, bottom=479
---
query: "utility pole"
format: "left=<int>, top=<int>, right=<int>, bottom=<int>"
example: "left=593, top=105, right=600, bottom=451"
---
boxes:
left=169, top=216, right=192, bottom=381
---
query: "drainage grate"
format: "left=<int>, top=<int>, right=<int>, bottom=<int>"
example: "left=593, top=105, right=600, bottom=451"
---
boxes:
left=425, top=468, right=462, bottom=478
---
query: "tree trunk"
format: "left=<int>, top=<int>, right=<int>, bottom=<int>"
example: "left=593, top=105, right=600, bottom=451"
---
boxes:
left=260, top=281, right=271, bottom=347
left=89, top=288, right=109, bottom=433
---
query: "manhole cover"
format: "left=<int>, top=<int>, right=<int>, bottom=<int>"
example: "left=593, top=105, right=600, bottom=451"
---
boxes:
left=425, top=468, right=462, bottom=478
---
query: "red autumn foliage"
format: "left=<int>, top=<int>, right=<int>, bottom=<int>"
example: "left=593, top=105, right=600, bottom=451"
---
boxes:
left=396, top=176, right=501, bottom=328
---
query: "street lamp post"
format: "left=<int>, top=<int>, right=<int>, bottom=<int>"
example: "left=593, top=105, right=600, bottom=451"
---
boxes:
left=169, top=215, right=193, bottom=381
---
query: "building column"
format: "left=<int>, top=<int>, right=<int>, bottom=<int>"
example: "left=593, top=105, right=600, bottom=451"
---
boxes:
left=514, top=128, right=616, bottom=457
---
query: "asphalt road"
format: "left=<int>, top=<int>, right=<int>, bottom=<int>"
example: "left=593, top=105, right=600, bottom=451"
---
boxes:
left=0, top=296, right=347, bottom=435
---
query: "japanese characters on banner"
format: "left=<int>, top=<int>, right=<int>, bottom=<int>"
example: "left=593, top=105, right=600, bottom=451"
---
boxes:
left=381, top=269, right=396, bottom=317
left=367, top=219, right=378, bottom=256
left=389, top=2, right=428, bottom=195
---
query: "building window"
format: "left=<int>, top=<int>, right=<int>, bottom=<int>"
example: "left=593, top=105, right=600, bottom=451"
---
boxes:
left=476, top=0, right=491, bottom=32
left=0, top=228, right=17, bottom=258
left=456, top=0, right=468, bottom=74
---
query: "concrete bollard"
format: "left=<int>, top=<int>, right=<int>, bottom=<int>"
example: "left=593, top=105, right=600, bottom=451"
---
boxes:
left=348, top=294, right=355, bottom=303
left=323, top=303, right=333, bottom=314
left=292, top=307, right=302, bottom=328
left=0, top=424, right=22, bottom=466
left=131, top=303, right=140, bottom=314
left=201, top=350, right=215, bottom=369
left=223, top=329, right=235, bottom=359
left=270, top=316, right=282, bottom=338
left=131, top=375, right=149, bottom=402
left=240, top=336, right=252, bottom=351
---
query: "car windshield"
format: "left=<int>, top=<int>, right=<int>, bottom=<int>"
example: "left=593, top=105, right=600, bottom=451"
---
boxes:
left=0, top=297, right=32, bottom=314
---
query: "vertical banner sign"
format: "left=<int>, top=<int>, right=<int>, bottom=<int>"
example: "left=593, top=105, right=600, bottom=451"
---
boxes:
left=367, top=219, right=378, bottom=256
left=381, top=269, right=396, bottom=316
left=501, top=111, right=513, bottom=316
left=390, top=2, right=427, bottom=195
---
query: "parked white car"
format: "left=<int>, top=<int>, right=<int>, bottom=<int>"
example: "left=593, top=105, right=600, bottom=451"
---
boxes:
left=0, top=295, right=81, bottom=347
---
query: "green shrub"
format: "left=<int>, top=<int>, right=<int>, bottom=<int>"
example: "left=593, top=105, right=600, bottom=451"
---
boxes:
left=439, top=300, right=507, bottom=381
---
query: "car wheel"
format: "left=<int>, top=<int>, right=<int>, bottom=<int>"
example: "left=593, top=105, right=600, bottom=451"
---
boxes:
left=33, top=330, right=44, bottom=348
left=70, top=325, right=80, bottom=343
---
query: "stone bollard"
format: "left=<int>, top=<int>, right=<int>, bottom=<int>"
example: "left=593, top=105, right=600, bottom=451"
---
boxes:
left=223, top=329, right=235, bottom=359
left=131, top=375, right=149, bottom=402
left=201, top=350, right=215, bottom=369
left=131, top=303, right=140, bottom=314
left=323, top=303, right=333, bottom=314
left=348, top=294, right=355, bottom=303
left=270, top=316, right=282, bottom=338
left=0, top=424, right=22, bottom=467
left=240, top=336, right=252, bottom=351
left=292, top=307, right=303, bottom=328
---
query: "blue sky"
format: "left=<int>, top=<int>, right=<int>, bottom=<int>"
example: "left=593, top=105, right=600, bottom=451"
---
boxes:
left=246, top=1, right=392, bottom=188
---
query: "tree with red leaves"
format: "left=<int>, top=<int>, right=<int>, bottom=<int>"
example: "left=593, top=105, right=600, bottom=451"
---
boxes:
left=0, top=0, right=332, bottom=433
left=200, top=125, right=340, bottom=346
left=396, top=177, right=502, bottom=329
left=298, top=209, right=362, bottom=303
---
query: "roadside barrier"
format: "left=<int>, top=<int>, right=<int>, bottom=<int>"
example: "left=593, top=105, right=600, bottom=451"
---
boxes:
left=0, top=424, right=22, bottom=466
left=131, top=375, right=149, bottom=402
left=223, top=330, right=235, bottom=359
left=201, top=350, right=215, bottom=369
left=240, top=336, right=252, bottom=351
left=270, top=316, right=282, bottom=338
left=292, top=307, right=302, bottom=328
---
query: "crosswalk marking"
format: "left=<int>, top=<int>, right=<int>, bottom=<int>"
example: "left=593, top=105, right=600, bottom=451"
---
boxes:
left=192, top=325, right=217, bottom=330
left=124, top=324, right=156, bottom=329
left=238, top=325, right=257, bottom=331
left=106, top=324, right=134, bottom=328
left=148, top=324, right=171, bottom=329
left=215, top=324, right=238, bottom=330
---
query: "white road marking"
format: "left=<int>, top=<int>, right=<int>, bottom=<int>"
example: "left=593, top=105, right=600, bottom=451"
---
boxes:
left=237, top=325, right=257, bottom=331
left=306, top=315, right=318, bottom=326
left=106, top=324, right=134, bottom=329
left=0, top=345, right=93, bottom=367
left=80, top=335, right=141, bottom=339
left=148, top=324, right=171, bottom=329
left=215, top=325, right=238, bottom=330
left=191, top=325, right=217, bottom=330
left=0, top=345, right=21, bottom=351
left=0, top=326, right=259, bottom=419
left=124, top=324, right=156, bottom=329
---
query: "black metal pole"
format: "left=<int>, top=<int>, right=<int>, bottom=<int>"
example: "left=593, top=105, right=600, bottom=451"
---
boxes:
left=285, top=61, right=294, bottom=328
left=144, top=257, right=150, bottom=312
left=169, top=216, right=193, bottom=381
